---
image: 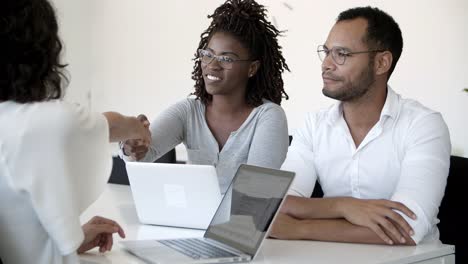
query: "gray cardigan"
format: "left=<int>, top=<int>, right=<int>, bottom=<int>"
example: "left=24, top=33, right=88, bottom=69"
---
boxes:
left=122, top=98, right=289, bottom=193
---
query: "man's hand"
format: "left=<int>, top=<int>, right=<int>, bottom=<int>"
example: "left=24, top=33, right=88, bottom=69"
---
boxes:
left=77, top=216, right=126, bottom=254
left=123, top=114, right=151, bottom=160
left=338, top=197, right=416, bottom=245
left=269, top=213, right=304, bottom=240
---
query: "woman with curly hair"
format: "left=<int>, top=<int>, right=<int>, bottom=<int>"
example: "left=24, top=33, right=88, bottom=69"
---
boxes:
left=122, top=0, right=291, bottom=194
left=0, top=0, right=151, bottom=263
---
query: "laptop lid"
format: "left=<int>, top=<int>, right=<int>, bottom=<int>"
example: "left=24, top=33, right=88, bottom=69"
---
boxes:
left=126, top=162, right=221, bottom=229
left=203, top=164, right=295, bottom=257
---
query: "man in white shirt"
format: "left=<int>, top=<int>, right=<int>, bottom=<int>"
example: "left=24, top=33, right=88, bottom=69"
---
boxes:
left=270, top=7, right=451, bottom=245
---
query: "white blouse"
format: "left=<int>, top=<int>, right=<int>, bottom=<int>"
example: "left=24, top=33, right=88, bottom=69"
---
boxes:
left=0, top=101, right=111, bottom=264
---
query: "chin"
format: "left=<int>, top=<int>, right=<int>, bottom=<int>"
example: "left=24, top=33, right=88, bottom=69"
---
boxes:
left=322, top=87, right=343, bottom=100
left=204, top=85, right=222, bottom=96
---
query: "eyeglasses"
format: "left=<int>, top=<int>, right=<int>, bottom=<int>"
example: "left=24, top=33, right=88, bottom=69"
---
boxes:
left=198, top=49, right=252, bottom=70
left=317, top=45, right=385, bottom=65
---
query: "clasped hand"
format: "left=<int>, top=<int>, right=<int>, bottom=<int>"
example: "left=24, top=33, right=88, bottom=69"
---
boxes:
left=339, top=197, right=417, bottom=245
left=123, top=114, right=151, bottom=160
left=78, top=216, right=126, bottom=254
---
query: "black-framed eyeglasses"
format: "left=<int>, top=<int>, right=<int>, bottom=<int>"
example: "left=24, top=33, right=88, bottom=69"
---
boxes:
left=317, top=45, right=385, bottom=65
left=198, top=49, right=252, bottom=70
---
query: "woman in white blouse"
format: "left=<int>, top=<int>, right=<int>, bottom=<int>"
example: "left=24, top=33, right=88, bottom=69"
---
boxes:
left=0, top=0, right=151, bottom=263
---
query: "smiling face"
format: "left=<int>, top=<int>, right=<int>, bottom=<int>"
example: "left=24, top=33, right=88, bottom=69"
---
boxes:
left=321, top=18, right=377, bottom=102
left=201, top=31, right=257, bottom=99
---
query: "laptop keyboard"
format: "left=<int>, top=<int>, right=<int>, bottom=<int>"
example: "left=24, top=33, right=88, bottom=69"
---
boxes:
left=159, top=238, right=238, bottom=259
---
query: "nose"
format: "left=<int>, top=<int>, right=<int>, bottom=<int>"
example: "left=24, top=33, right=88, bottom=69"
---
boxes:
left=321, top=52, right=336, bottom=73
left=206, top=57, right=222, bottom=71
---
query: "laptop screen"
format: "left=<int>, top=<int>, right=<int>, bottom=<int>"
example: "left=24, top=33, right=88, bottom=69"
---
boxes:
left=204, top=164, right=295, bottom=256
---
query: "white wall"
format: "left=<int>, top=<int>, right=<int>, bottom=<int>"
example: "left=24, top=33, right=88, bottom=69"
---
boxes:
left=53, top=0, right=468, bottom=157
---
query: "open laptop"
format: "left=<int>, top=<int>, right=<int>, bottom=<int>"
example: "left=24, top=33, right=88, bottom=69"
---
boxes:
left=126, top=162, right=222, bottom=229
left=121, top=164, right=295, bottom=264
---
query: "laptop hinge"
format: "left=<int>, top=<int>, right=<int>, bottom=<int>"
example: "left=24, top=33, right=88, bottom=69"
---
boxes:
left=204, top=238, right=252, bottom=258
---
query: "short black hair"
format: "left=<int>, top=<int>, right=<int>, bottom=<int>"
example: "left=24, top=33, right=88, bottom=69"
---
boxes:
left=0, top=0, right=67, bottom=103
left=191, top=0, right=290, bottom=106
left=337, top=6, right=403, bottom=79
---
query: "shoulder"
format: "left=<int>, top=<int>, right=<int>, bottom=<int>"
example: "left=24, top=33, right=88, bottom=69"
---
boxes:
left=397, top=96, right=446, bottom=128
left=163, top=97, right=204, bottom=116
left=301, top=104, right=335, bottom=131
left=255, top=100, right=286, bottom=118
left=21, top=101, right=76, bottom=134
left=154, top=98, right=204, bottom=128
left=22, top=101, right=107, bottom=143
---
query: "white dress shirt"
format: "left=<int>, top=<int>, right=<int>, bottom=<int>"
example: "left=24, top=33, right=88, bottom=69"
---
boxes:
left=0, top=101, right=111, bottom=264
left=281, top=88, right=451, bottom=244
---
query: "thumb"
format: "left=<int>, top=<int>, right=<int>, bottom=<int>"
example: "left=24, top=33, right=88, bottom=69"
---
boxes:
left=137, top=114, right=149, bottom=123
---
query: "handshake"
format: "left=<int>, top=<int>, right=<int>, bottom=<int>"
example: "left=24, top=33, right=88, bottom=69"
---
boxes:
left=121, top=114, right=152, bottom=161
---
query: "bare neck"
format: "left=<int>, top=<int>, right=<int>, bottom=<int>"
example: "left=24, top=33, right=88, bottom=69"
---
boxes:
left=341, top=83, right=387, bottom=148
left=342, top=84, right=387, bottom=129
left=207, top=94, right=252, bottom=116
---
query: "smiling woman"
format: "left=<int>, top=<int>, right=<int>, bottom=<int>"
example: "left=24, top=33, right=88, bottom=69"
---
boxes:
left=120, top=0, right=290, bottom=194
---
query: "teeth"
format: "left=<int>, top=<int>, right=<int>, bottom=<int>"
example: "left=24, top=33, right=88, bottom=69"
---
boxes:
left=207, top=74, right=221, bottom=81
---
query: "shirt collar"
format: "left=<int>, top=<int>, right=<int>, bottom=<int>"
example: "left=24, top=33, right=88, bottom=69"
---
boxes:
left=380, top=86, right=399, bottom=120
left=326, top=86, right=400, bottom=126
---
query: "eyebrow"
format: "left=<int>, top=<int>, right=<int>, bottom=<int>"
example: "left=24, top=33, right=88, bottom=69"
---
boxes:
left=206, top=47, right=240, bottom=58
left=323, top=45, right=352, bottom=52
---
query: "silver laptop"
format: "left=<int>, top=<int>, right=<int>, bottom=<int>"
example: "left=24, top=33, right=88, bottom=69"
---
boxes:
left=126, top=162, right=222, bottom=229
left=121, top=164, right=295, bottom=264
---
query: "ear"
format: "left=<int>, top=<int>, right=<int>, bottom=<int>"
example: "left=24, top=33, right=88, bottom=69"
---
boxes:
left=375, top=51, right=393, bottom=76
left=248, top=60, right=261, bottom=78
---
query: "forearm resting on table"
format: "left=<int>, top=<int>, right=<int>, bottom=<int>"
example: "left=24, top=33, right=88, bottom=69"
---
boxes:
left=273, top=215, right=415, bottom=245
left=280, top=195, right=345, bottom=219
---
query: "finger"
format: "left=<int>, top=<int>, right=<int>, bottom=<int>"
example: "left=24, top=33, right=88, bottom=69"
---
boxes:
left=129, top=145, right=148, bottom=153
left=125, top=139, right=139, bottom=147
left=100, top=234, right=110, bottom=252
left=389, top=218, right=414, bottom=244
left=93, top=216, right=119, bottom=226
left=378, top=217, right=405, bottom=244
left=135, top=152, right=147, bottom=161
left=99, top=235, right=107, bottom=252
left=386, top=210, right=414, bottom=236
left=123, top=144, right=139, bottom=157
left=116, top=224, right=126, bottom=238
left=370, top=223, right=393, bottom=245
left=137, top=114, right=149, bottom=123
left=388, top=201, right=417, bottom=220
left=143, top=133, right=152, bottom=145
left=90, top=223, right=119, bottom=237
left=93, top=217, right=126, bottom=239
left=107, top=233, right=114, bottom=251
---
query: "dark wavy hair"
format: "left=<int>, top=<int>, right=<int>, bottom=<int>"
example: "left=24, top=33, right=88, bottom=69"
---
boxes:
left=191, top=0, right=290, bottom=107
left=0, top=0, right=67, bottom=103
left=337, top=6, right=403, bottom=79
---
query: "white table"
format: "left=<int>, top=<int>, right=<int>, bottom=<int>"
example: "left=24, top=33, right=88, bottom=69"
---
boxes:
left=79, top=184, right=455, bottom=264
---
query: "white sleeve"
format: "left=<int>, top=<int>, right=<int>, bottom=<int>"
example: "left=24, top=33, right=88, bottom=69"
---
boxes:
left=391, top=113, right=451, bottom=244
left=8, top=102, right=112, bottom=255
left=281, top=113, right=318, bottom=197
left=247, top=105, right=289, bottom=169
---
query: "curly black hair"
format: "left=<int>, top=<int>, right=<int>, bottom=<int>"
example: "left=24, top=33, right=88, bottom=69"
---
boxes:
left=0, top=0, right=67, bottom=103
left=191, top=0, right=290, bottom=107
left=337, top=7, right=403, bottom=79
